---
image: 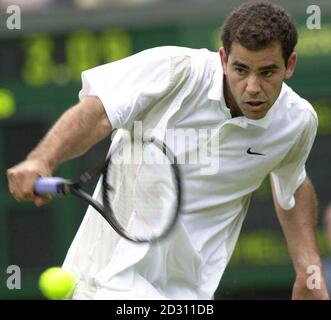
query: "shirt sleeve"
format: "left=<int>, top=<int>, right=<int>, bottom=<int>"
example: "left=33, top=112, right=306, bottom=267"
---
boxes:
left=270, top=111, right=318, bottom=210
left=78, top=47, right=191, bottom=130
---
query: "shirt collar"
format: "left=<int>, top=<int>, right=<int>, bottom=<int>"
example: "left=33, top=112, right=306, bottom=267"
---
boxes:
left=208, top=52, right=224, bottom=101
left=245, top=103, right=276, bottom=129
left=208, top=53, right=232, bottom=118
left=227, top=99, right=276, bottom=129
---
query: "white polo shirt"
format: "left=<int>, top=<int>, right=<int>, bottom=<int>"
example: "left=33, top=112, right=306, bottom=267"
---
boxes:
left=63, top=46, right=318, bottom=300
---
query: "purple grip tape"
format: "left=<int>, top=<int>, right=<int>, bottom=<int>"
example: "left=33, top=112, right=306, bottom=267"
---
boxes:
left=34, top=177, right=67, bottom=195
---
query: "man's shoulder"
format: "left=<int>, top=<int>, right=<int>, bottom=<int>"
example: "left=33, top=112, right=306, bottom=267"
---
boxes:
left=142, top=46, right=214, bottom=57
left=278, top=83, right=318, bottom=124
left=136, top=46, right=217, bottom=67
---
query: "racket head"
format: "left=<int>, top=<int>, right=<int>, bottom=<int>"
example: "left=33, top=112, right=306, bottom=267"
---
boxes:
left=102, top=129, right=181, bottom=243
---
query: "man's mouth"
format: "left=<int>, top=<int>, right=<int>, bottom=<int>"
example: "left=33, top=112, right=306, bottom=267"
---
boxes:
left=245, top=101, right=265, bottom=107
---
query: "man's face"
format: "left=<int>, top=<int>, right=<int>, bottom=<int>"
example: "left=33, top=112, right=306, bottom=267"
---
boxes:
left=220, top=41, right=297, bottom=119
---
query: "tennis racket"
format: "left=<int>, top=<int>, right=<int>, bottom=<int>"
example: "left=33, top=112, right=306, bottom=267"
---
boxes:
left=34, top=129, right=182, bottom=244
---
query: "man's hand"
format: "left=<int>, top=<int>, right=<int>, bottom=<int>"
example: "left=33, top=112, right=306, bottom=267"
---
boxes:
left=6, top=158, right=52, bottom=206
left=292, top=271, right=329, bottom=300
left=6, top=96, right=111, bottom=207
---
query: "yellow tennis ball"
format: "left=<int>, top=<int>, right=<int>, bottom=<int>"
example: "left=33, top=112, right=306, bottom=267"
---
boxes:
left=39, top=267, right=76, bottom=300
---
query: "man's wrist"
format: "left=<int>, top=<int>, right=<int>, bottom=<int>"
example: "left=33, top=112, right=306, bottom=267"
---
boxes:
left=26, top=151, right=57, bottom=173
left=294, top=259, right=323, bottom=278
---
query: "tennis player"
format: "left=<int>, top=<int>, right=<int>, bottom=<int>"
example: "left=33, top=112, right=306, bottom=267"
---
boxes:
left=7, top=1, right=329, bottom=299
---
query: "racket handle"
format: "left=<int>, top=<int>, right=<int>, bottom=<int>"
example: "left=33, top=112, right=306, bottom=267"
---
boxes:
left=34, top=177, right=69, bottom=195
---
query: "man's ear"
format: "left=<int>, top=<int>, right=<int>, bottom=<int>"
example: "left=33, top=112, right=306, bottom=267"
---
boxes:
left=285, top=52, right=297, bottom=80
left=219, top=47, right=228, bottom=75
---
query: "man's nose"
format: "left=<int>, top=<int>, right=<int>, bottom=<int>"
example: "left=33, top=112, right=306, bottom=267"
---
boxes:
left=246, top=75, right=261, bottom=96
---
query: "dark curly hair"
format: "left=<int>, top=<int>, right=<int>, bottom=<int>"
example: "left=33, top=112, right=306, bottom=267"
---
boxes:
left=221, top=1, right=298, bottom=66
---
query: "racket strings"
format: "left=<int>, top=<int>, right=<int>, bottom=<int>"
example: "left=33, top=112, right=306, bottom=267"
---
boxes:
left=104, top=136, right=178, bottom=241
left=106, top=159, right=137, bottom=231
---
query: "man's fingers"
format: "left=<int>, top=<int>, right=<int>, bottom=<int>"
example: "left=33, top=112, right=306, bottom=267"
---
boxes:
left=34, top=195, right=52, bottom=207
left=9, top=185, right=36, bottom=201
left=6, top=162, right=52, bottom=202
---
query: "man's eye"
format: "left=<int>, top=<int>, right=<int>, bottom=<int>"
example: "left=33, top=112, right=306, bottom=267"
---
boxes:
left=261, top=70, right=274, bottom=77
left=234, top=68, right=248, bottom=76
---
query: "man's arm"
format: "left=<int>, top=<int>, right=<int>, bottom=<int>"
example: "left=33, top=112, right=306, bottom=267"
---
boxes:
left=271, top=176, right=329, bottom=299
left=6, top=96, right=112, bottom=205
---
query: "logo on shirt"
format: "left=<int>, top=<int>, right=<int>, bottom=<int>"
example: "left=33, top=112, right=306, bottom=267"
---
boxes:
left=247, top=148, right=266, bottom=156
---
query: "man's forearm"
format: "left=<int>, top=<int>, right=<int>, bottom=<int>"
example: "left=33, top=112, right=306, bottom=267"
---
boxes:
left=27, top=96, right=112, bottom=172
left=272, top=177, right=322, bottom=273
left=272, top=177, right=329, bottom=299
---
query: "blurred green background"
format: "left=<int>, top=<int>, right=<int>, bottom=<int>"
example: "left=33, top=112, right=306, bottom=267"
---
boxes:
left=0, top=0, right=330, bottom=299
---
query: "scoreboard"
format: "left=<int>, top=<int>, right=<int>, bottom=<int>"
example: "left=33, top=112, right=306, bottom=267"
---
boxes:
left=0, top=6, right=331, bottom=299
